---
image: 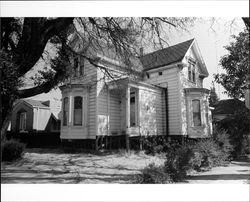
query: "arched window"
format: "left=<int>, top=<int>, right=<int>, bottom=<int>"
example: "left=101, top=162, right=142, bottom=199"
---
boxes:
left=63, top=97, right=69, bottom=126
left=192, top=99, right=201, bottom=126
left=74, top=96, right=83, bottom=126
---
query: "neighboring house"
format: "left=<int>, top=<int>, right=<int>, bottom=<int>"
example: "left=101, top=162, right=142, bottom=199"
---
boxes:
left=212, top=99, right=246, bottom=122
left=60, top=38, right=212, bottom=147
left=10, top=99, right=60, bottom=133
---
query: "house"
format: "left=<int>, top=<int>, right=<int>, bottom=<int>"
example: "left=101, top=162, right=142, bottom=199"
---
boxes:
left=60, top=38, right=212, bottom=149
left=10, top=99, right=60, bottom=133
left=212, top=99, right=246, bottom=122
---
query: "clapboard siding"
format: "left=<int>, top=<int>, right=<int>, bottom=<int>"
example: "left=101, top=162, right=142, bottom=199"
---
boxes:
left=139, top=87, right=165, bottom=136
left=143, top=66, right=181, bottom=135
left=96, top=69, right=122, bottom=136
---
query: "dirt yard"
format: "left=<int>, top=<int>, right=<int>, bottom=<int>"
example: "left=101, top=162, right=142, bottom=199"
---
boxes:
left=1, top=148, right=164, bottom=184
left=1, top=148, right=249, bottom=184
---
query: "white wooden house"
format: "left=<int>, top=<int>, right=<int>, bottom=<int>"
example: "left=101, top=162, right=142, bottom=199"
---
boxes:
left=60, top=38, right=212, bottom=149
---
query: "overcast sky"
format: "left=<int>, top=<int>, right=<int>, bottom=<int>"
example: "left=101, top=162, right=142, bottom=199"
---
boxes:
left=30, top=17, right=246, bottom=103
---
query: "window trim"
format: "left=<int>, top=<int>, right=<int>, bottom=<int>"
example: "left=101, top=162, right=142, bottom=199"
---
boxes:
left=63, top=97, right=69, bottom=126
left=188, top=60, right=196, bottom=83
left=130, top=91, right=138, bottom=127
left=192, top=99, right=202, bottom=127
left=19, top=112, right=27, bottom=131
left=73, top=96, right=83, bottom=126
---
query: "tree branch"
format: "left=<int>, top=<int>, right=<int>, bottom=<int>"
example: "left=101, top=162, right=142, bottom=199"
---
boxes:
left=15, top=18, right=74, bottom=76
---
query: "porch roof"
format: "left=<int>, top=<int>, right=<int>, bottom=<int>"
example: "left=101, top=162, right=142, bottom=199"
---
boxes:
left=108, top=77, right=164, bottom=91
left=184, top=88, right=210, bottom=94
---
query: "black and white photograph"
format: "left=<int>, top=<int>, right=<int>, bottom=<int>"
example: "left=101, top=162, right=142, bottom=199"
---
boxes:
left=0, top=1, right=249, bottom=202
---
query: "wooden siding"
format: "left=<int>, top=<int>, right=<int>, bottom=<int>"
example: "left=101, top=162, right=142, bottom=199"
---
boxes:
left=143, top=67, right=181, bottom=135
left=96, top=68, right=122, bottom=136
left=139, top=87, right=166, bottom=136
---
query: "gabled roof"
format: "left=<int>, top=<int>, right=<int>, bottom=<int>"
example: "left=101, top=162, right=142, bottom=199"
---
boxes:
left=140, top=39, right=195, bottom=71
left=212, top=99, right=246, bottom=115
left=24, top=99, right=49, bottom=108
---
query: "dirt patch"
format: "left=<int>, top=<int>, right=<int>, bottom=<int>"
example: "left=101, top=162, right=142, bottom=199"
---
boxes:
left=1, top=148, right=164, bottom=184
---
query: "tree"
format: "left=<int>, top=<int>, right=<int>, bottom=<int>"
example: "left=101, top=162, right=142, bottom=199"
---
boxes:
left=209, top=82, right=219, bottom=107
left=214, top=29, right=249, bottom=99
left=0, top=17, right=194, bottom=138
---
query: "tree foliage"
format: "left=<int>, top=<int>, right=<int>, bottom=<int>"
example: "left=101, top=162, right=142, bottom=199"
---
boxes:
left=214, top=29, right=249, bottom=99
left=209, top=83, right=219, bottom=107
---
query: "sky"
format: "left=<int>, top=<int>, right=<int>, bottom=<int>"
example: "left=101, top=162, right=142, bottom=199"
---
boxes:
left=29, top=17, right=246, bottom=103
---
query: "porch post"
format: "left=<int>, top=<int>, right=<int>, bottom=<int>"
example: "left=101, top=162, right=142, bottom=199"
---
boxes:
left=125, top=86, right=130, bottom=151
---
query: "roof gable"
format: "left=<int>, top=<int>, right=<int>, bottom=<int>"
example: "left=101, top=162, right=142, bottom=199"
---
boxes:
left=140, top=39, right=194, bottom=71
left=24, top=99, right=49, bottom=108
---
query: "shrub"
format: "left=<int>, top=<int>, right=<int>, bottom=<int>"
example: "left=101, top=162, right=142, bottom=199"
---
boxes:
left=190, top=137, right=232, bottom=171
left=164, top=145, right=193, bottom=181
left=213, top=127, right=233, bottom=159
left=144, top=136, right=169, bottom=155
left=216, top=108, right=250, bottom=158
left=1, top=139, right=25, bottom=162
left=135, top=163, right=172, bottom=184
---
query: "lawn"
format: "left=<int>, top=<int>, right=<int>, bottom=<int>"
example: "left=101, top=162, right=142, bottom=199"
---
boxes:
left=1, top=148, right=165, bottom=184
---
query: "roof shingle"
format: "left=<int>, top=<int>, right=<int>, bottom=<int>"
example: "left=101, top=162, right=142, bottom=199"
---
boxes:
left=140, top=39, right=194, bottom=71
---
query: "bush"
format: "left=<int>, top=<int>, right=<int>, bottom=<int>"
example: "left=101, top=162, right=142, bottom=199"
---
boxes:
left=216, top=108, right=250, bottom=158
left=135, top=163, right=172, bottom=184
left=137, top=132, right=233, bottom=183
left=213, top=128, right=234, bottom=161
left=191, top=139, right=221, bottom=169
left=1, top=139, right=25, bottom=162
left=144, top=136, right=169, bottom=155
left=164, top=145, right=193, bottom=181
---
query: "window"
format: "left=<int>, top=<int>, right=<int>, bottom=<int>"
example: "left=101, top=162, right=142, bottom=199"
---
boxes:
left=63, top=97, right=69, bottom=126
left=130, top=92, right=136, bottom=126
left=19, top=112, right=26, bottom=131
left=74, top=96, right=83, bottom=126
left=192, top=99, right=201, bottom=126
left=188, top=60, right=196, bottom=83
left=73, top=57, right=79, bottom=77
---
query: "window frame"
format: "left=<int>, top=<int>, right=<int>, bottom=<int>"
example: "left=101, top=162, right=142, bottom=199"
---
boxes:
left=188, top=59, right=196, bottom=83
left=192, top=99, right=202, bottom=127
left=19, top=112, right=27, bottom=131
left=73, top=96, right=83, bottom=126
left=130, top=91, right=138, bottom=127
left=63, top=97, right=69, bottom=126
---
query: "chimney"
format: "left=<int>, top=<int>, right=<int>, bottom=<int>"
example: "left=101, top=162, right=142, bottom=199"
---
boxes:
left=139, top=47, right=144, bottom=56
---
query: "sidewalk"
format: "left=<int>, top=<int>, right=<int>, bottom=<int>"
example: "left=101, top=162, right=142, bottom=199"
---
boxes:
left=187, top=158, right=250, bottom=184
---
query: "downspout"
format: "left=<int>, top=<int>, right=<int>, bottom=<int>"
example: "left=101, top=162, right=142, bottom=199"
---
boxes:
left=164, top=88, right=169, bottom=140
